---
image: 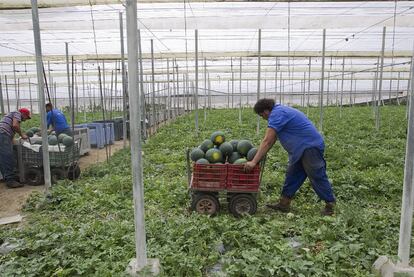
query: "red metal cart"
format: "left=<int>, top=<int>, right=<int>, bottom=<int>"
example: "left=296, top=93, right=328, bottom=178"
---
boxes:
left=187, top=150, right=265, bottom=217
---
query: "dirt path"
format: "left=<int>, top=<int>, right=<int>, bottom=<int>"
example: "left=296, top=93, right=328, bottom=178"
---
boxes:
left=0, top=140, right=127, bottom=218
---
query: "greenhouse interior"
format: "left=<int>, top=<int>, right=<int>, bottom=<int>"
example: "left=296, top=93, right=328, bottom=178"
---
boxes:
left=1, top=0, right=414, bottom=276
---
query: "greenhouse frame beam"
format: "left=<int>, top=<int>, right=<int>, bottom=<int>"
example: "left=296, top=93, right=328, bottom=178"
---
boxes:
left=1, top=51, right=413, bottom=63
left=2, top=66, right=412, bottom=81
left=0, top=0, right=398, bottom=10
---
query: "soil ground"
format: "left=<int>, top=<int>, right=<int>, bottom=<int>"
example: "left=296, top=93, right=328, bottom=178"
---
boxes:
left=0, top=140, right=127, bottom=218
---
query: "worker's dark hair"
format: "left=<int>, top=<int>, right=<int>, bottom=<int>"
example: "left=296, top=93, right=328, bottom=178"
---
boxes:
left=254, top=98, right=275, bottom=114
left=45, top=103, right=53, bottom=109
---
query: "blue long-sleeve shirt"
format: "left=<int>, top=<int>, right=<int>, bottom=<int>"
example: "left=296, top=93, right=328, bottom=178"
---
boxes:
left=47, top=109, right=70, bottom=132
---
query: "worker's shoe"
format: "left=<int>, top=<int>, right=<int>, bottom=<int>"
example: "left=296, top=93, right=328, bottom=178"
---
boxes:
left=321, top=202, right=335, bottom=216
left=6, top=180, right=24, bottom=189
left=266, top=196, right=291, bottom=213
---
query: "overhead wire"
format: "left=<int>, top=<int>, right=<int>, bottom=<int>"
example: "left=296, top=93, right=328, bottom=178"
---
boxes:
left=326, top=5, right=414, bottom=50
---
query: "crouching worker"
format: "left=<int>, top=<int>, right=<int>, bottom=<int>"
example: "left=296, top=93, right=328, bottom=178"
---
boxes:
left=0, top=108, right=31, bottom=188
left=244, top=98, right=336, bottom=216
left=45, top=103, right=72, bottom=137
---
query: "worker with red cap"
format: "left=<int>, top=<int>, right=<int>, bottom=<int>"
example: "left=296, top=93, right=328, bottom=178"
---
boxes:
left=0, top=108, right=31, bottom=188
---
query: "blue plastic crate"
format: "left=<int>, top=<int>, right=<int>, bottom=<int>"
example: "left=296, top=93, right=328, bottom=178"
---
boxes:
left=75, top=122, right=114, bottom=149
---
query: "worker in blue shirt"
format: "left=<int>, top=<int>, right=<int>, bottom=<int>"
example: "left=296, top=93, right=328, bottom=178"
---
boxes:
left=245, top=98, right=336, bottom=216
left=46, top=103, right=72, bottom=136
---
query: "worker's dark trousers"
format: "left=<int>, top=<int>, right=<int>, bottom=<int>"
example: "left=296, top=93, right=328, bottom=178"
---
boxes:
left=281, top=147, right=336, bottom=203
left=0, top=132, right=16, bottom=182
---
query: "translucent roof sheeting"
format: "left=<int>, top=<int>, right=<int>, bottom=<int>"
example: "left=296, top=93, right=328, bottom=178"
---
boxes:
left=0, top=1, right=414, bottom=59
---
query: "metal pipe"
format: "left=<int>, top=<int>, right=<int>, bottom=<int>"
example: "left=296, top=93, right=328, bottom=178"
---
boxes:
left=31, top=0, right=51, bottom=192
left=65, top=42, right=71, bottom=113
left=231, top=58, right=234, bottom=108
left=138, top=29, right=146, bottom=140
left=256, top=29, right=261, bottom=135
left=150, top=39, right=156, bottom=132
left=28, top=78, right=33, bottom=112
left=397, top=44, right=414, bottom=267
left=13, top=62, right=17, bottom=110
left=239, top=56, right=242, bottom=124
left=0, top=76, right=4, bottom=115
left=194, top=30, right=199, bottom=132
left=82, top=60, right=86, bottom=122
left=319, top=29, right=326, bottom=132
left=275, top=57, right=278, bottom=102
left=376, top=27, right=387, bottom=130
left=167, top=58, right=171, bottom=121
left=5, top=75, right=10, bottom=113
left=125, top=0, right=147, bottom=270
left=204, top=58, right=207, bottom=122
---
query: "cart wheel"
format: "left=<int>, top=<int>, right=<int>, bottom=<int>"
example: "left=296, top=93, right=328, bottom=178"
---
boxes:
left=25, top=168, right=44, bottom=186
left=229, top=194, right=257, bottom=218
left=67, top=164, right=81, bottom=180
left=51, top=168, right=66, bottom=184
left=191, top=193, right=220, bottom=216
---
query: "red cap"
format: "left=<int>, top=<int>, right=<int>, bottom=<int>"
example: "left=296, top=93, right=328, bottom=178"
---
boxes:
left=18, top=108, right=31, bottom=119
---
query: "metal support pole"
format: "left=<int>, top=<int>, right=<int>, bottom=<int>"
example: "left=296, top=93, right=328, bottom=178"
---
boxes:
left=275, top=57, right=278, bottom=102
left=150, top=39, right=156, bottom=132
left=239, top=56, right=242, bottom=124
left=13, top=62, right=17, bottom=110
left=256, top=29, right=262, bottom=135
left=204, top=58, right=207, bottom=122
left=376, top=27, right=386, bottom=130
left=373, top=57, right=380, bottom=117
left=397, top=47, right=414, bottom=267
left=326, top=72, right=330, bottom=106
left=227, top=79, right=230, bottom=108
left=16, top=78, right=20, bottom=109
left=397, top=71, right=401, bottom=105
left=350, top=73, right=354, bottom=106
left=319, top=29, right=326, bottom=132
left=302, top=72, right=306, bottom=107
left=307, top=57, right=311, bottom=116
left=71, top=57, right=75, bottom=130
left=82, top=61, right=86, bottom=122
left=125, top=0, right=152, bottom=274
left=65, top=42, right=71, bottom=112
left=339, top=57, right=345, bottom=118
left=5, top=75, right=10, bottom=113
left=231, top=58, right=234, bottom=108
left=138, top=29, right=146, bottom=140
left=31, top=0, right=51, bottom=192
left=167, top=59, right=171, bottom=121
left=194, top=30, right=199, bottom=132
left=0, top=76, right=4, bottom=115
left=28, top=78, right=33, bottom=112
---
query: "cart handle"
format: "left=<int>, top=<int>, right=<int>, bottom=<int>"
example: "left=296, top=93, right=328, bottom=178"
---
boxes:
left=186, top=148, right=191, bottom=187
left=259, top=154, right=267, bottom=186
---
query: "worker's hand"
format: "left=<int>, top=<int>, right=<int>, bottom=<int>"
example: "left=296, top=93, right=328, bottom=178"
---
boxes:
left=21, top=134, right=28, bottom=140
left=244, top=161, right=256, bottom=173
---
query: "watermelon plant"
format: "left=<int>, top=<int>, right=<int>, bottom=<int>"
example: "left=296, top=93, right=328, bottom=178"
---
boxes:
left=0, top=106, right=408, bottom=276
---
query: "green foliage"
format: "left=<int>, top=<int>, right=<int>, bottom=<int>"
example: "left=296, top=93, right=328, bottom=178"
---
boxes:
left=0, top=106, right=408, bottom=276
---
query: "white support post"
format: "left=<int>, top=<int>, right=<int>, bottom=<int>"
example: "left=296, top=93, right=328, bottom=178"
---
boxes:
left=125, top=0, right=159, bottom=275
left=256, top=29, right=261, bottom=135
left=373, top=44, right=414, bottom=277
left=194, top=30, right=199, bottom=132
left=319, top=29, right=326, bottom=132
left=31, top=0, right=51, bottom=193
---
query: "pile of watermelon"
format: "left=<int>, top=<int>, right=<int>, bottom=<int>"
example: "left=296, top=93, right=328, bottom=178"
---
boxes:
left=25, top=127, right=74, bottom=147
left=190, top=131, right=258, bottom=164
